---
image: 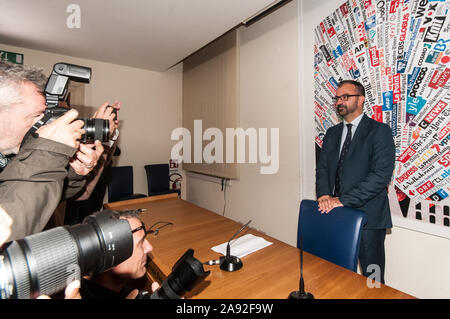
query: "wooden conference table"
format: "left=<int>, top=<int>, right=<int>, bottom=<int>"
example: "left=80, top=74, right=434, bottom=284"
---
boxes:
left=105, top=195, right=414, bottom=299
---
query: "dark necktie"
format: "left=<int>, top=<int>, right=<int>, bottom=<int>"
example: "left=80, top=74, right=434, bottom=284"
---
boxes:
left=334, top=123, right=353, bottom=197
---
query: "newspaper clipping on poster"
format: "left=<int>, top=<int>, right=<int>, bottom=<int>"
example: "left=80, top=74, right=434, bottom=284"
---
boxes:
left=314, top=0, right=450, bottom=237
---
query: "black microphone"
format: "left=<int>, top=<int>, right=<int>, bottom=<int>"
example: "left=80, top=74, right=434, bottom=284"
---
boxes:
left=219, top=220, right=252, bottom=272
left=288, top=235, right=314, bottom=299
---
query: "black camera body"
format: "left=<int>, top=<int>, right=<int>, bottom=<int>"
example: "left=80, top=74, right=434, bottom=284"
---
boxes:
left=137, top=249, right=210, bottom=299
left=30, top=62, right=110, bottom=143
left=0, top=210, right=133, bottom=299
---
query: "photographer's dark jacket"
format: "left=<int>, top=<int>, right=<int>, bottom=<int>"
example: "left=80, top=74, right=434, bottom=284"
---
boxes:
left=0, top=136, right=86, bottom=241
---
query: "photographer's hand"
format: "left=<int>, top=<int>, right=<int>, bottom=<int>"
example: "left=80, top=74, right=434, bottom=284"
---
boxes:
left=69, top=141, right=104, bottom=176
left=36, top=109, right=85, bottom=149
left=126, top=281, right=160, bottom=299
left=64, top=280, right=82, bottom=299
left=37, top=280, right=81, bottom=299
left=93, top=101, right=120, bottom=139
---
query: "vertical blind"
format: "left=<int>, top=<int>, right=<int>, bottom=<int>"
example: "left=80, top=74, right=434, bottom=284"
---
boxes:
left=182, top=30, right=239, bottom=179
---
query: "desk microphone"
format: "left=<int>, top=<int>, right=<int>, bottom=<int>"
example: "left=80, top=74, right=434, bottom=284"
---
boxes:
left=288, top=235, right=314, bottom=299
left=219, top=220, right=252, bottom=272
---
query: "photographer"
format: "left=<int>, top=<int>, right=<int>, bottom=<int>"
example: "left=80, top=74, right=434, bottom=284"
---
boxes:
left=65, top=101, right=121, bottom=225
left=0, top=61, right=101, bottom=240
left=79, top=210, right=159, bottom=299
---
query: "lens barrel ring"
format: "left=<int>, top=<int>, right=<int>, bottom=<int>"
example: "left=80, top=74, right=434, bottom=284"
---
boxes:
left=1, top=241, right=31, bottom=299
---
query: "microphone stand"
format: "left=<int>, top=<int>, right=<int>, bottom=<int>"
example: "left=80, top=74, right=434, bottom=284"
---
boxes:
left=288, top=235, right=314, bottom=299
left=219, top=220, right=252, bottom=272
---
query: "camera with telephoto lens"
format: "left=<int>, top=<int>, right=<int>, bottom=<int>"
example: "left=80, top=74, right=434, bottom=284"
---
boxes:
left=0, top=210, right=134, bottom=299
left=30, top=62, right=111, bottom=143
left=136, top=249, right=210, bottom=299
left=43, top=107, right=111, bottom=143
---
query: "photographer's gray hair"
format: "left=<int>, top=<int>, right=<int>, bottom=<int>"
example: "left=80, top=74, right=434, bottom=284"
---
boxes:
left=0, top=61, right=46, bottom=111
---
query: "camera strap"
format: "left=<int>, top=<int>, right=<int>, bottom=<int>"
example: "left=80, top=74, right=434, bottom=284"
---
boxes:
left=30, top=113, right=54, bottom=135
left=0, top=152, right=16, bottom=172
left=20, top=112, right=55, bottom=148
left=0, top=153, right=7, bottom=170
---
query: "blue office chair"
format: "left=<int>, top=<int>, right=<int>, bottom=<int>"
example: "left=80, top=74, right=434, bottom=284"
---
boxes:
left=297, top=199, right=367, bottom=272
left=144, top=164, right=180, bottom=197
left=107, top=166, right=147, bottom=203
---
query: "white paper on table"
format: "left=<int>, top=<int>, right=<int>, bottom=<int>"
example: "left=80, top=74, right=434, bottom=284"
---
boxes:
left=211, top=234, right=273, bottom=259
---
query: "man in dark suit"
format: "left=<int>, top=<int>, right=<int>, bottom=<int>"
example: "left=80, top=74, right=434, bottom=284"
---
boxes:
left=316, top=80, right=395, bottom=284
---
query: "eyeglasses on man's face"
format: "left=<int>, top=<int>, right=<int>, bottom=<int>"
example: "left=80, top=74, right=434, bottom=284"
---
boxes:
left=332, top=94, right=361, bottom=104
left=131, top=222, right=147, bottom=236
left=131, top=221, right=174, bottom=236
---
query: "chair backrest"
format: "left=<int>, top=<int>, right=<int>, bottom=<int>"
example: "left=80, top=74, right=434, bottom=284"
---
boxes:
left=144, top=164, right=170, bottom=194
left=107, top=166, right=134, bottom=202
left=297, top=199, right=367, bottom=272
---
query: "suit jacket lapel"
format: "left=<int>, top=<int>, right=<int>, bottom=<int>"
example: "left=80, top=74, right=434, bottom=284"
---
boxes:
left=328, top=122, right=343, bottom=189
left=332, top=122, right=344, bottom=163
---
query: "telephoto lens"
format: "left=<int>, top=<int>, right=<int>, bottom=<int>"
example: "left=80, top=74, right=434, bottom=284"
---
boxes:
left=136, top=249, right=210, bottom=299
left=80, top=118, right=110, bottom=143
left=0, top=210, right=133, bottom=299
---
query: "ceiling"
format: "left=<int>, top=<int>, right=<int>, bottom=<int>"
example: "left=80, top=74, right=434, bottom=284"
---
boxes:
left=0, top=0, right=281, bottom=72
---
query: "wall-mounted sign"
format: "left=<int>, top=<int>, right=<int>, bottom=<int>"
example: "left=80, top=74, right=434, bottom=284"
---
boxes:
left=0, top=50, right=24, bottom=64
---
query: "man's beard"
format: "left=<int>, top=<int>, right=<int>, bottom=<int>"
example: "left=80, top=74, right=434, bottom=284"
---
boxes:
left=336, top=104, right=348, bottom=116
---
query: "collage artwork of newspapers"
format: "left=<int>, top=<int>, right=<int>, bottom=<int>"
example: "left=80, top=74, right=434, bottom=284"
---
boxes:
left=314, top=0, right=450, bottom=237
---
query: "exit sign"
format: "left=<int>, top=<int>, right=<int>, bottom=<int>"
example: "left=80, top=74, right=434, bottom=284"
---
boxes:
left=0, top=50, right=24, bottom=64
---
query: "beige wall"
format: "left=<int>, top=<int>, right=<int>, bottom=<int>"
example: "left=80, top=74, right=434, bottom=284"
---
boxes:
left=0, top=42, right=182, bottom=196
left=186, top=1, right=300, bottom=246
